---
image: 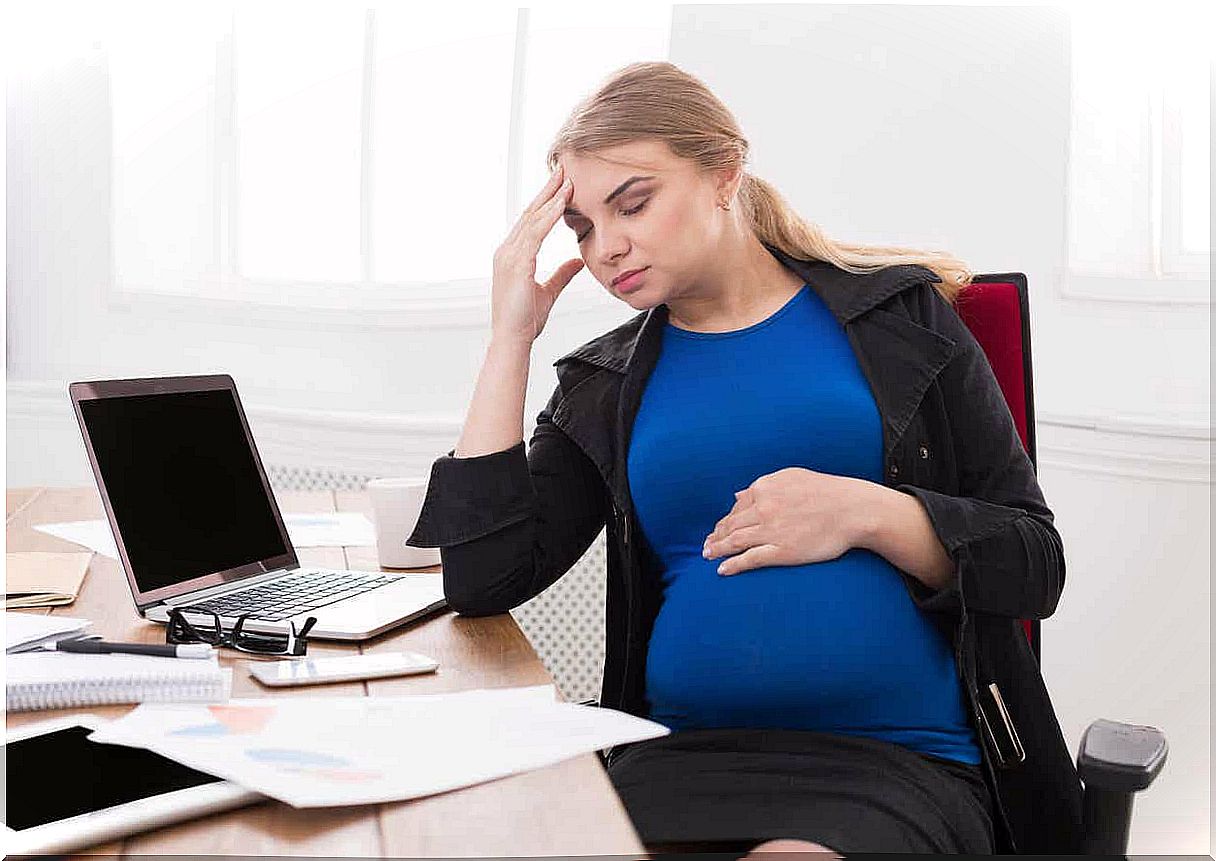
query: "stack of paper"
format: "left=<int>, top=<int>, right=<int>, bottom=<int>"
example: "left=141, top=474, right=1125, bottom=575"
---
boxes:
left=5, top=551, right=91, bottom=608
left=88, top=684, right=670, bottom=807
left=5, top=612, right=91, bottom=653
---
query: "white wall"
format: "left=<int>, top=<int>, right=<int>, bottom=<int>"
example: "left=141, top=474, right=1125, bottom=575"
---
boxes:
left=6, top=4, right=1210, bottom=853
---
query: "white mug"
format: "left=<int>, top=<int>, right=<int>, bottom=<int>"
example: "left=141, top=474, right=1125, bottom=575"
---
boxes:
left=367, top=477, right=441, bottom=569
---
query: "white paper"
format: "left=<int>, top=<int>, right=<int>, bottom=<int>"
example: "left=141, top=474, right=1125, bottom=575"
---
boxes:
left=7, top=650, right=224, bottom=685
left=34, top=513, right=376, bottom=560
left=282, top=513, right=375, bottom=547
left=4, top=612, right=91, bottom=652
left=33, top=520, right=120, bottom=559
left=88, top=685, right=670, bottom=807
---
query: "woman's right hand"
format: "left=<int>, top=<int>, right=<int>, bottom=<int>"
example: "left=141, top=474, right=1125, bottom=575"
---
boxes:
left=491, top=163, right=586, bottom=345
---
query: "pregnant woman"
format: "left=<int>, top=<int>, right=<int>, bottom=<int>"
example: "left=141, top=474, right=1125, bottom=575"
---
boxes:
left=407, top=61, right=1083, bottom=857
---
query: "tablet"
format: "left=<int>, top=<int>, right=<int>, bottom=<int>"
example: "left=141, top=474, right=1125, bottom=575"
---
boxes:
left=4, top=715, right=264, bottom=855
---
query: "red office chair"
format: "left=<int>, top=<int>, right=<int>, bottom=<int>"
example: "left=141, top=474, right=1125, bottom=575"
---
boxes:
left=957, top=273, right=1168, bottom=855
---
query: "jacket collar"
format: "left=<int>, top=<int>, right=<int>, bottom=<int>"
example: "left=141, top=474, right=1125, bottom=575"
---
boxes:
left=554, top=242, right=943, bottom=374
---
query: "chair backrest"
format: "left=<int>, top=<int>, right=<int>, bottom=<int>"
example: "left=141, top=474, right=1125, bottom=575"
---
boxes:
left=952, top=273, right=1040, bottom=664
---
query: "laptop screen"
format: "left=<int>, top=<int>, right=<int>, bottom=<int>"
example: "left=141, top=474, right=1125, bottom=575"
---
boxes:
left=78, top=388, right=290, bottom=594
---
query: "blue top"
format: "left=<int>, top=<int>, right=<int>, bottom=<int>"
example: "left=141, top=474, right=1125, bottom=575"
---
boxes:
left=627, top=283, right=981, bottom=764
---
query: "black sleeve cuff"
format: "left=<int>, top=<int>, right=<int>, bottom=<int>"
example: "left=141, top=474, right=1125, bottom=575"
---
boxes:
left=405, top=440, right=533, bottom=548
left=894, top=483, right=1022, bottom=616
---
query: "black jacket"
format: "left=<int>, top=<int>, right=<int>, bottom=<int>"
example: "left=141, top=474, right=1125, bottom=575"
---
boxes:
left=407, top=243, right=1085, bottom=854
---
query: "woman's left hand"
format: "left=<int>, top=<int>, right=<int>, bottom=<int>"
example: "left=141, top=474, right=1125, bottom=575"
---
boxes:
left=702, top=467, right=877, bottom=576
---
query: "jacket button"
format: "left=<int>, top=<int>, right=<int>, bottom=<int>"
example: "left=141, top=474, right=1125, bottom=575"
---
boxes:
left=919, top=444, right=930, bottom=459
left=889, top=462, right=899, bottom=477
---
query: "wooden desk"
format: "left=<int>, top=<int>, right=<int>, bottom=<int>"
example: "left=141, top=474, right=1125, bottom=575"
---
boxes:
left=6, top=486, right=648, bottom=858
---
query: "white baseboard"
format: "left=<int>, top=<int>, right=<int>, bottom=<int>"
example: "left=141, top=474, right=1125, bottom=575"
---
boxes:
left=1036, top=411, right=1211, bottom=483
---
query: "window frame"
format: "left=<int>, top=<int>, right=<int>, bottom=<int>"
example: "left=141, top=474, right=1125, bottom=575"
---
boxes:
left=107, top=7, right=502, bottom=326
left=106, top=7, right=626, bottom=329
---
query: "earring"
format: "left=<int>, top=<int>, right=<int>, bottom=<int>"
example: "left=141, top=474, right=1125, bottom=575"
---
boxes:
left=719, top=200, right=732, bottom=211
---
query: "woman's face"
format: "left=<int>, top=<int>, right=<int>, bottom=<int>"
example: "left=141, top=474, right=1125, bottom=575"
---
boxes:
left=558, top=141, right=732, bottom=307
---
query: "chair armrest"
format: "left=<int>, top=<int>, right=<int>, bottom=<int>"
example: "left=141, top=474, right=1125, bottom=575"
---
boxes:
left=1077, top=718, right=1168, bottom=855
left=1077, top=717, right=1168, bottom=792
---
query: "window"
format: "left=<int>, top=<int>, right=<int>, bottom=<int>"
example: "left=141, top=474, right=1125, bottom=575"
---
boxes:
left=106, top=2, right=673, bottom=320
left=1065, top=5, right=1209, bottom=303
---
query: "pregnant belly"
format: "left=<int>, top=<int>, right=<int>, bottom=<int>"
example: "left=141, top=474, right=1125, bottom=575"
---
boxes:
left=644, top=549, right=959, bottom=728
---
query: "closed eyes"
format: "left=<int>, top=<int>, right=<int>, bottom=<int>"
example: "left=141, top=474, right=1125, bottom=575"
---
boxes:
left=575, top=199, right=649, bottom=244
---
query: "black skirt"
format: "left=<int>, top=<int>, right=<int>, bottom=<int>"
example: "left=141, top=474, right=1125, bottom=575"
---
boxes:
left=606, top=727, right=995, bottom=856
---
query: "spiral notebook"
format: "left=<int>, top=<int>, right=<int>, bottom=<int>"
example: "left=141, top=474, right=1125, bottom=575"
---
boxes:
left=6, top=651, right=232, bottom=712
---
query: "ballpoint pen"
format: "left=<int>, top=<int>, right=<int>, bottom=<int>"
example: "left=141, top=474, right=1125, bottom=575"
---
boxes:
left=52, top=637, right=216, bottom=659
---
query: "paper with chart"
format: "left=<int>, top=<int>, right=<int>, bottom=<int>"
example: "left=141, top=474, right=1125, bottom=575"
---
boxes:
left=34, top=513, right=375, bottom=559
left=87, top=684, right=670, bottom=807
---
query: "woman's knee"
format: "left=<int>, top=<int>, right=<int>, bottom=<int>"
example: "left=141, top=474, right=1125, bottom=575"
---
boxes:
left=743, top=838, right=842, bottom=859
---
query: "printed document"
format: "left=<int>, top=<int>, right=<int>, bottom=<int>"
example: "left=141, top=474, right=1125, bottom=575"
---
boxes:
left=87, top=684, right=670, bottom=807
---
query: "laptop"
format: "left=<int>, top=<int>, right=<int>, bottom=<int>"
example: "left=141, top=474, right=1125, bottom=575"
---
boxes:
left=68, top=374, right=448, bottom=640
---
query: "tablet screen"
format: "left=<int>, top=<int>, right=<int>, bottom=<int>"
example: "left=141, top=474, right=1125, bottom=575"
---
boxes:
left=5, top=725, right=223, bottom=831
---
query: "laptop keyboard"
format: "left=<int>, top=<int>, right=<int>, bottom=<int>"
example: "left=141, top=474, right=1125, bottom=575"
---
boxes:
left=186, top=570, right=404, bottom=622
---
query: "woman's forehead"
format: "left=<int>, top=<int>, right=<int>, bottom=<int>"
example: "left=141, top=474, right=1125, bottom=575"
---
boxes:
left=561, top=140, right=680, bottom=176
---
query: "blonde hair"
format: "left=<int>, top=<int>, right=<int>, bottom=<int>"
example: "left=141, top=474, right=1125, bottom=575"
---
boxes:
left=547, top=61, right=973, bottom=304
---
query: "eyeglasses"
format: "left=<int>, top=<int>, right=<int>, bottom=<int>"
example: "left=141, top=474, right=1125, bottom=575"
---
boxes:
left=166, top=607, right=317, bottom=656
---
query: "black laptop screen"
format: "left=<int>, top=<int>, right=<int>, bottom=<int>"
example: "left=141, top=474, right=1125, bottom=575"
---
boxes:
left=78, top=389, right=290, bottom=593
